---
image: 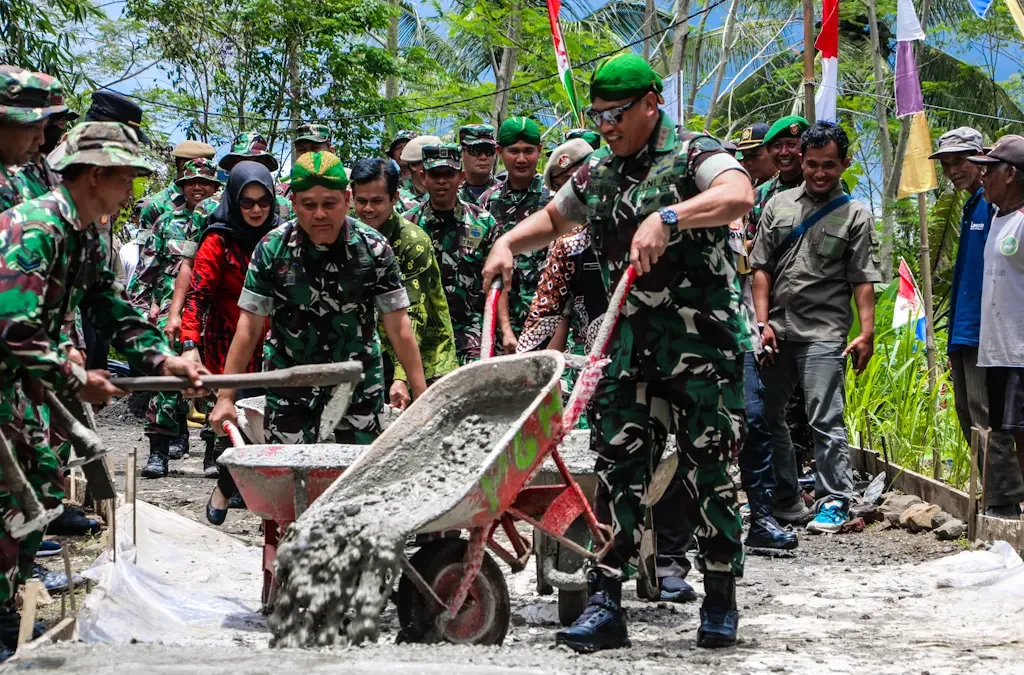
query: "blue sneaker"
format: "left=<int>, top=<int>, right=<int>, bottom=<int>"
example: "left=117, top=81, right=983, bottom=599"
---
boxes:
left=35, top=540, right=62, bottom=558
left=806, top=500, right=848, bottom=534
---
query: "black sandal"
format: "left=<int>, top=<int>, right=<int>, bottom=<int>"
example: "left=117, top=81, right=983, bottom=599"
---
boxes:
left=205, top=495, right=227, bottom=526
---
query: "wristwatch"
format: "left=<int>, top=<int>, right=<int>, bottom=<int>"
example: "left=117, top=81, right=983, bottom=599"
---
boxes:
left=658, top=207, right=678, bottom=229
left=182, top=340, right=197, bottom=351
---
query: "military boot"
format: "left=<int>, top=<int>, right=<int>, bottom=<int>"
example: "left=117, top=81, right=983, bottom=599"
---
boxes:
left=696, top=572, right=739, bottom=648
left=167, top=410, right=190, bottom=460
left=203, top=434, right=220, bottom=479
left=555, top=569, right=630, bottom=653
left=140, top=436, right=170, bottom=479
left=746, top=490, right=798, bottom=550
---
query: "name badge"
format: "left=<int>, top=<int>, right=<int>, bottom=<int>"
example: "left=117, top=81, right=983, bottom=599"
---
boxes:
left=463, top=224, right=484, bottom=250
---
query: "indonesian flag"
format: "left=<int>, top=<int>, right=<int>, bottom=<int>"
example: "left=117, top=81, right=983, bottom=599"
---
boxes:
left=814, top=0, right=839, bottom=122
left=546, top=0, right=584, bottom=126
left=892, top=258, right=927, bottom=342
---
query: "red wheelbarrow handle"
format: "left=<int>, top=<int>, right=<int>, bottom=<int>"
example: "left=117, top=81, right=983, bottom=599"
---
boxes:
left=480, top=277, right=503, bottom=360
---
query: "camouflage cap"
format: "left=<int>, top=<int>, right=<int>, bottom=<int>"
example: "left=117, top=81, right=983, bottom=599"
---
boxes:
left=51, top=121, right=156, bottom=176
left=293, top=123, right=332, bottom=144
left=175, top=157, right=222, bottom=187
left=0, top=66, right=69, bottom=124
left=422, top=143, right=463, bottom=171
left=459, top=123, right=497, bottom=146
left=388, top=129, right=418, bottom=152
left=220, top=132, right=279, bottom=172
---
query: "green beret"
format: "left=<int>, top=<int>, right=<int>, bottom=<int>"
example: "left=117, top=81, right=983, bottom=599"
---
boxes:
left=589, top=53, right=663, bottom=103
left=290, top=151, right=349, bottom=193
left=764, top=115, right=809, bottom=146
left=497, top=117, right=541, bottom=146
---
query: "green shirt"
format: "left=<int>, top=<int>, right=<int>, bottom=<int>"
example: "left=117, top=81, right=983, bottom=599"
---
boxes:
left=552, top=112, right=751, bottom=391
left=0, top=186, right=175, bottom=395
left=128, top=206, right=197, bottom=317
left=0, top=163, right=22, bottom=213
left=12, top=156, right=59, bottom=201
left=139, top=183, right=186, bottom=237
left=405, top=198, right=500, bottom=363
left=375, top=211, right=458, bottom=381
left=480, top=173, right=552, bottom=334
left=238, top=217, right=409, bottom=409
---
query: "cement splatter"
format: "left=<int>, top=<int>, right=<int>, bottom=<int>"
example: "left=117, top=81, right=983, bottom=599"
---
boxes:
left=268, top=396, right=535, bottom=649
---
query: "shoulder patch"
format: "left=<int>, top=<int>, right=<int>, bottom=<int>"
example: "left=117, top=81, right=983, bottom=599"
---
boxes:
left=691, top=136, right=723, bottom=153
left=15, top=251, right=42, bottom=273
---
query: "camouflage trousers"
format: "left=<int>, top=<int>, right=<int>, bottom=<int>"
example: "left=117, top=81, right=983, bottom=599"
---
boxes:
left=0, top=381, right=66, bottom=605
left=145, top=315, right=185, bottom=437
left=265, top=386, right=382, bottom=446
left=591, top=372, right=745, bottom=578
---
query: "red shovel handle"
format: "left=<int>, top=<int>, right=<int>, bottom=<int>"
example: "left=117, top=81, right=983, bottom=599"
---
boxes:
left=223, top=421, right=246, bottom=448
left=480, top=277, right=503, bottom=359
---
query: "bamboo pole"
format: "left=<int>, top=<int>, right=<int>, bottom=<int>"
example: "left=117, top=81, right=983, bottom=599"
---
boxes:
left=802, top=0, right=815, bottom=122
left=918, top=194, right=940, bottom=478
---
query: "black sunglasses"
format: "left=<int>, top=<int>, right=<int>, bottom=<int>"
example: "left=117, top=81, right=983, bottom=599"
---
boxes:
left=239, top=195, right=273, bottom=210
left=465, top=145, right=496, bottom=157
left=586, top=96, right=643, bottom=126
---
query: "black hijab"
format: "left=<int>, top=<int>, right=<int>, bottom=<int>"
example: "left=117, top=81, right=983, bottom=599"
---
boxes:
left=205, top=161, right=280, bottom=246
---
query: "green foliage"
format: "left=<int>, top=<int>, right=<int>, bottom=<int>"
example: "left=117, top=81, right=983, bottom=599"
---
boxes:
left=0, top=0, right=99, bottom=87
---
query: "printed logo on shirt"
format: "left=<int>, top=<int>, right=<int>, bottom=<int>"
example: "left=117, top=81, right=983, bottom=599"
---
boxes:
left=970, top=221, right=985, bottom=231
left=999, top=235, right=1018, bottom=256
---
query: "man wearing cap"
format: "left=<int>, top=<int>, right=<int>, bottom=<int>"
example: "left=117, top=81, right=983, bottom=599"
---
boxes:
left=0, top=122, right=207, bottom=644
left=406, top=144, right=501, bottom=364
left=208, top=151, right=427, bottom=445
left=387, top=129, right=417, bottom=181
left=349, top=158, right=459, bottom=409
left=163, top=132, right=293, bottom=345
left=750, top=121, right=881, bottom=535
left=12, top=76, right=73, bottom=202
left=930, top=128, right=1022, bottom=518
left=734, top=122, right=775, bottom=187
left=129, top=158, right=223, bottom=478
left=481, top=117, right=552, bottom=353
left=564, top=128, right=602, bottom=151
left=968, top=135, right=1024, bottom=518
left=458, top=124, right=502, bottom=205
left=276, top=124, right=334, bottom=199
left=46, top=89, right=151, bottom=169
left=483, top=53, right=754, bottom=651
left=396, top=134, right=440, bottom=214
left=746, top=115, right=809, bottom=238
left=138, top=140, right=216, bottom=234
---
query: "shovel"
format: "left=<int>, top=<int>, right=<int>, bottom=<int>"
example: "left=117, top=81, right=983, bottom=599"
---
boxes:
left=0, top=429, right=64, bottom=538
left=45, top=392, right=117, bottom=500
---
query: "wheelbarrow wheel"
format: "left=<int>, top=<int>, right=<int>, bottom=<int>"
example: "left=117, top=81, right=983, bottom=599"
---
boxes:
left=397, top=538, right=510, bottom=646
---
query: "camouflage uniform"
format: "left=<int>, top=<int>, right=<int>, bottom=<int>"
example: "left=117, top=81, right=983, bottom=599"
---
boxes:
left=405, top=197, right=499, bottom=364
left=138, top=184, right=185, bottom=236
left=0, top=122, right=173, bottom=603
left=458, top=124, right=501, bottom=206
left=376, top=211, right=458, bottom=382
left=237, top=217, right=409, bottom=445
left=744, top=172, right=800, bottom=239
left=12, top=158, right=60, bottom=201
left=396, top=183, right=425, bottom=215
left=480, top=174, right=552, bottom=334
left=458, top=176, right=501, bottom=207
left=552, top=112, right=750, bottom=577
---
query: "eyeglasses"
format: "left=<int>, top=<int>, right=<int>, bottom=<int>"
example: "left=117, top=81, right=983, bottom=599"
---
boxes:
left=239, top=195, right=273, bottom=210
left=465, top=145, right=496, bottom=157
left=586, top=96, right=643, bottom=126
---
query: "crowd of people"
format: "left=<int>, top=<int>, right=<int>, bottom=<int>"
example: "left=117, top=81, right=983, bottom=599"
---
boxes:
left=0, top=51, right=1022, bottom=659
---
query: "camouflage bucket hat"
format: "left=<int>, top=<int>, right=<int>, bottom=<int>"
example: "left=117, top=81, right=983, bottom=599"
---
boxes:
left=388, top=129, right=418, bottom=152
left=175, top=157, right=223, bottom=187
left=0, top=66, right=69, bottom=124
left=220, top=132, right=279, bottom=172
left=51, top=121, right=156, bottom=176
left=422, top=143, right=463, bottom=171
left=459, top=123, right=496, bottom=146
left=294, top=123, right=332, bottom=144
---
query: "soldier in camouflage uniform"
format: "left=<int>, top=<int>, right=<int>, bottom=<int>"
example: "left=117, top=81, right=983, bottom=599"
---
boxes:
left=129, top=158, right=222, bottom=477
left=350, top=158, right=459, bottom=409
left=12, top=77, right=72, bottom=202
left=481, top=117, right=552, bottom=352
left=278, top=123, right=333, bottom=198
left=0, top=121, right=207, bottom=638
left=137, top=140, right=216, bottom=235
left=458, top=124, right=501, bottom=205
left=387, top=129, right=418, bottom=184
left=744, top=115, right=808, bottom=239
left=483, top=54, right=755, bottom=651
left=564, top=128, right=602, bottom=150
left=396, top=135, right=440, bottom=214
left=405, top=144, right=502, bottom=363
left=209, top=151, right=426, bottom=445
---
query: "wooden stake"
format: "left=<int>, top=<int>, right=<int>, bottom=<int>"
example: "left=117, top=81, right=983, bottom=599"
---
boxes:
left=981, top=427, right=991, bottom=513
left=880, top=435, right=894, bottom=493
left=916, top=193, right=941, bottom=479
left=968, top=426, right=980, bottom=542
left=109, top=497, right=116, bottom=563
left=61, top=546, right=76, bottom=614
left=16, top=582, right=40, bottom=649
left=127, top=447, right=138, bottom=551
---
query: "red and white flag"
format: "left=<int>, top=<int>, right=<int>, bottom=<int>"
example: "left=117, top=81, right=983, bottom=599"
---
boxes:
left=814, top=0, right=839, bottom=121
left=546, top=0, right=584, bottom=127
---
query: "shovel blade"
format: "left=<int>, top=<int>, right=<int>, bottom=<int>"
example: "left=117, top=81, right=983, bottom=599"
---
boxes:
left=643, top=452, right=678, bottom=507
left=317, top=381, right=358, bottom=442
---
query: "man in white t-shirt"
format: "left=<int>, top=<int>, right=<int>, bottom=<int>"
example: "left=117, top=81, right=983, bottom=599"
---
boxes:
left=969, top=134, right=1024, bottom=519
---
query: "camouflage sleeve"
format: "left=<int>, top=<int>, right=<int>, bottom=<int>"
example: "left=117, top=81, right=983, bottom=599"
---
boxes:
left=276, top=194, right=295, bottom=221
left=0, top=216, right=88, bottom=393
left=127, top=222, right=164, bottom=309
left=370, top=235, right=410, bottom=315
left=184, top=203, right=213, bottom=259
left=747, top=196, right=780, bottom=273
left=382, top=233, right=433, bottom=381
left=238, top=236, right=276, bottom=316
left=480, top=210, right=501, bottom=258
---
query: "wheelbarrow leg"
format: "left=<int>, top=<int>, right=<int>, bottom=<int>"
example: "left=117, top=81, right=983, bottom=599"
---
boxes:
left=437, top=523, right=495, bottom=629
left=399, top=553, right=447, bottom=616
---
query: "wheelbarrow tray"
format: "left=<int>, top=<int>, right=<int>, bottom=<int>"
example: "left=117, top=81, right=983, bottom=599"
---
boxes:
left=315, top=351, right=565, bottom=536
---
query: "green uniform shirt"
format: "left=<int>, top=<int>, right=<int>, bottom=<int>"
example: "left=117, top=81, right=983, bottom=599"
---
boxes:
left=0, top=186, right=175, bottom=395
left=459, top=176, right=502, bottom=206
left=187, top=191, right=293, bottom=256
left=552, top=112, right=751, bottom=389
left=238, top=217, right=410, bottom=410
left=128, top=207, right=197, bottom=317
left=405, top=198, right=500, bottom=363
left=375, top=211, right=458, bottom=381
left=139, top=183, right=186, bottom=238
left=12, top=157, right=60, bottom=201
left=748, top=183, right=882, bottom=342
left=396, top=184, right=425, bottom=215
left=480, top=173, right=552, bottom=334
left=0, top=163, right=23, bottom=213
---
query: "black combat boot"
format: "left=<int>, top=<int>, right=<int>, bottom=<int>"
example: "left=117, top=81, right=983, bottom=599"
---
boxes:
left=167, top=410, right=190, bottom=460
left=746, top=490, right=798, bottom=550
left=697, top=572, right=739, bottom=648
left=555, top=569, right=630, bottom=653
left=140, top=436, right=170, bottom=479
left=203, top=435, right=224, bottom=479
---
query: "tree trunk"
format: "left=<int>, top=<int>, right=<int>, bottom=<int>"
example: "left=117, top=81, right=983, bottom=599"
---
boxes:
left=865, top=0, right=895, bottom=280
left=704, top=0, right=739, bottom=128
left=491, top=8, right=520, bottom=126
left=286, top=36, right=302, bottom=127
left=669, top=0, right=694, bottom=74
left=644, top=0, right=654, bottom=61
left=386, top=0, right=400, bottom=99
left=685, top=0, right=712, bottom=115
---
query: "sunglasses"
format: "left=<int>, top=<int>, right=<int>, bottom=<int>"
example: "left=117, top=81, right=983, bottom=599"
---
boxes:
left=239, top=195, right=273, bottom=210
left=586, top=96, right=643, bottom=126
left=465, top=145, right=496, bottom=157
